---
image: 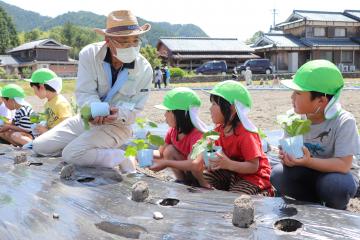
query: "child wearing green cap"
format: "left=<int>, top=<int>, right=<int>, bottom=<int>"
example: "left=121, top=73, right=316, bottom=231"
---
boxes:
left=193, top=80, right=273, bottom=194
left=0, top=84, right=34, bottom=146
left=150, top=87, right=209, bottom=186
left=271, top=60, right=359, bottom=210
left=26, top=68, right=73, bottom=135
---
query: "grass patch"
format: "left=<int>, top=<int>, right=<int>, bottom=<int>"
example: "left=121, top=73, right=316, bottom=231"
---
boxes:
left=0, top=79, right=76, bottom=96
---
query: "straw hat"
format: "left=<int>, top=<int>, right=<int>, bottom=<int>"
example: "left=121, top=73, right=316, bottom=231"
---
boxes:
left=94, top=10, right=151, bottom=37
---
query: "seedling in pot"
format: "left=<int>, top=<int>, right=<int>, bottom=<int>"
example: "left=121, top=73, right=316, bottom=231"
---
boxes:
left=277, top=110, right=311, bottom=158
left=134, top=117, right=158, bottom=139
left=190, top=130, right=220, bottom=167
left=125, top=129, right=165, bottom=168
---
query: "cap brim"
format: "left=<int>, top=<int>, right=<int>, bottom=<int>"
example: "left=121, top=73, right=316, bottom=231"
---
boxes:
left=154, top=104, right=170, bottom=110
left=14, top=97, right=30, bottom=106
left=94, top=23, right=151, bottom=37
left=280, top=80, right=304, bottom=91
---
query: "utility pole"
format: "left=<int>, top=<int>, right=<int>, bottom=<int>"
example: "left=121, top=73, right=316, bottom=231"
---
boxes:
left=272, top=9, right=279, bottom=30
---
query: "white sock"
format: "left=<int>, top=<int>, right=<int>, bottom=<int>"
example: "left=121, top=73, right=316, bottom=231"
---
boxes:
left=95, top=149, right=126, bottom=168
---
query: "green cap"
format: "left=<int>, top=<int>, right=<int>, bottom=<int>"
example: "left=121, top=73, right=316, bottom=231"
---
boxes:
left=25, top=68, right=59, bottom=84
left=209, top=80, right=252, bottom=108
left=0, top=84, right=25, bottom=98
left=155, top=87, right=201, bottom=110
left=281, top=60, right=344, bottom=95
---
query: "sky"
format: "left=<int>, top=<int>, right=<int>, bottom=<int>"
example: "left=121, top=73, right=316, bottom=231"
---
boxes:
left=3, top=0, right=360, bottom=41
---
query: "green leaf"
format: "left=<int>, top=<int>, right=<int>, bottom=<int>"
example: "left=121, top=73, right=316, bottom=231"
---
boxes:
left=258, top=129, right=267, bottom=139
left=30, top=113, right=40, bottom=123
left=190, top=130, right=219, bottom=160
left=203, top=130, right=219, bottom=139
left=278, top=111, right=311, bottom=137
left=0, top=116, right=9, bottom=123
left=148, top=134, right=165, bottom=146
left=135, top=118, right=146, bottom=129
left=125, top=145, right=138, bottom=157
left=190, top=139, right=207, bottom=160
left=80, top=105, right=91, bottom=130
left=148, top=120, right=158, bottom=128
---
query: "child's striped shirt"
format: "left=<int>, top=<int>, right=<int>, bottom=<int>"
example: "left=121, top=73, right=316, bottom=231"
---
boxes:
left=13, top=105, right=33, bottom=132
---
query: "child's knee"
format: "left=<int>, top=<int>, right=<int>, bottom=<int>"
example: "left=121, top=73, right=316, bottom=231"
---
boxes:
left=163, top=145, right=178, bottom=159
left=10, top=132, right=23, bottom=142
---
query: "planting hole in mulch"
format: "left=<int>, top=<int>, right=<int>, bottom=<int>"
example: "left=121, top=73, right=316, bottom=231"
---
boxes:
left=95, top=221, right=147, bottom=239
left=77, top=177, right=95, bottom=183
left=274, top=218, right=302, bottom=232
left=28, top=162, right=43, bottom=166
left=159, top=198, right=179, bottom=206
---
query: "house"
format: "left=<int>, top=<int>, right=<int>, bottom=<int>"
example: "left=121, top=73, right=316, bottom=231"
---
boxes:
left=253, top=10, right=360, bottom=73
left=157, top=37, right=259, bottom=71
left=0, top=38, right=78, bottom=77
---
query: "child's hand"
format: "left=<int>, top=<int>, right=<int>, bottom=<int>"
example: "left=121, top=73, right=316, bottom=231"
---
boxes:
left=0, top=124, right=11, bottom=133
left=149, top=158, right=167, bottom=172
left=35, top=125, right=48, bottom=134
left=282, top=146, right=312, bottom=167
left=209, top=151, right=231, bottom=170
left=192, top=155, right=206, bottom=172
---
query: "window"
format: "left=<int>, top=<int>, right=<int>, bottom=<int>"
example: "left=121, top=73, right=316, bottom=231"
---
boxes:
left=341, top=51, right=353, bottom=63
left=319, top=51, right=333, bottom=61
left=314, top=27, right=325, bottom=37
left=335, top=28, right=346, bottom=37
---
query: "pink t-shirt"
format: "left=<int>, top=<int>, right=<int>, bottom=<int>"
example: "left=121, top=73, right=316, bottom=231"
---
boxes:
left=165, top=127, right=203, bottom=158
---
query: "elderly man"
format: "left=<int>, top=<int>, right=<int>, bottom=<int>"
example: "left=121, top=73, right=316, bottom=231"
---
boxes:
left=32, top=10, right=153, bottom=169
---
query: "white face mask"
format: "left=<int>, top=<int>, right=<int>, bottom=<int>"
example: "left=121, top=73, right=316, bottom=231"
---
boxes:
left=115, top=45, right=140, bottom=63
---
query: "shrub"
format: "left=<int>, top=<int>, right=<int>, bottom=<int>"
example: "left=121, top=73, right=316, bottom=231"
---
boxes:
left=21, top=67, right=32, bottom=79
left=169, top=67, right=185, bottom=78
left=0, top=67, right=6, bottom=79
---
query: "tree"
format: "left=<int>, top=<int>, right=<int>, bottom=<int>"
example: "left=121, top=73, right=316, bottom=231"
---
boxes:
left=24, top=28, right=43, bottom=42
left=245, top=31, right=264, bottom=45
left=140, top=45, right=161, bottom=68
left=0, top=7, right=19, bottom=54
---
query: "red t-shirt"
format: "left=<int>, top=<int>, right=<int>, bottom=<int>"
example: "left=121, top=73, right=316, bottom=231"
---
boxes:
left=165, top=127, right=203, bottom=158
left=215, top=124, right=271, bottom=190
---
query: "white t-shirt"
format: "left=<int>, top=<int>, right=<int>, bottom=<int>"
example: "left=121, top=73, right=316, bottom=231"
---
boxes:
left=0, top=102, right=14, bottom=120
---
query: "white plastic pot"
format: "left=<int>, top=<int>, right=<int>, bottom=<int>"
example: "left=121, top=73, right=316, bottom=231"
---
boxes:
left=203, top=146, right=222, bottom=168
left=279, top=135, right=304, bottom=158
left=90, top=102, right=110, bottom=118
left=137, top=149, right=154, bottom=168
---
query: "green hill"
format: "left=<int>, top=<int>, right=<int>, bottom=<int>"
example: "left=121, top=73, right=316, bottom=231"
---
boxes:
left=0, top=0, right=208, bottom=46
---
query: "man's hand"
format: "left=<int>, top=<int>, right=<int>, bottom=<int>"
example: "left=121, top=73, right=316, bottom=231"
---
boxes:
left=90, top=107, right=118, bottom=125
left=104, top=107, right=118, bottom=123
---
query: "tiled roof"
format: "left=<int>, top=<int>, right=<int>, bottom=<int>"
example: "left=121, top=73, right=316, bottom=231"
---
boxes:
left=7, top=39, right=71, bottom=53
left=0, top=55, right=19, bottom=65
left=159, top=37, right=254, bottom=52
left=344, top=10, right=360, bottom=21
left=300, top=38, right=360, bottom=47
left=264, top=33, right=306, bottom=48
left=292, top=10, right=358, bottom=22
